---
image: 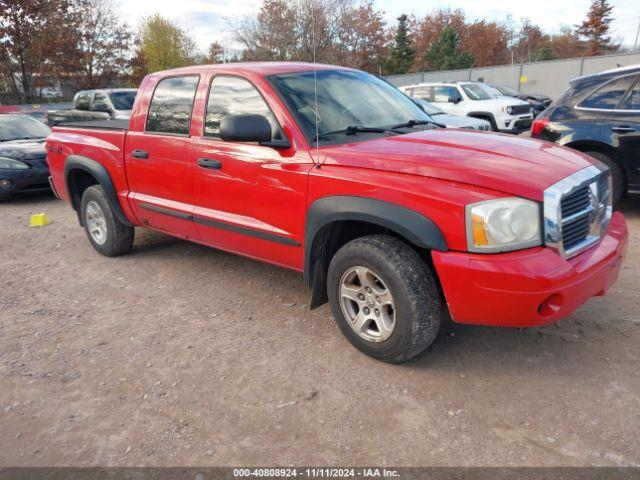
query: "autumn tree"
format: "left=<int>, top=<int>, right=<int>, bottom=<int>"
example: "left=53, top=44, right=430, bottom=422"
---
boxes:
left=133, top=13, right=197, bottom=78
left=235, top=0, right=388, bottom=73
left=425, top=25, right=474, bottom=70
left=412, top=9, right=509, bottom=71
left=385, top=14, right=414, bottom=75
left=577, top=0, right=618, bottom=55
left=66, top=0, right=132, bottom=89
left=0, top=0, right=77, bottom=102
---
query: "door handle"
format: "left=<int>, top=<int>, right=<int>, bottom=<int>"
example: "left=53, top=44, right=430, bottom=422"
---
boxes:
left=131, top=149, right=149, bottom=159
left=611, top=125, right=635, bottom=134
left=197, top=157, right=222, bottom=169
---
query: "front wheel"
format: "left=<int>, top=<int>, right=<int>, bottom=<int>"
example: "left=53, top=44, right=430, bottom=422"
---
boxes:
left=80, top=185, right=134, bottom=256
left=327, top=235, right=443, bottom=363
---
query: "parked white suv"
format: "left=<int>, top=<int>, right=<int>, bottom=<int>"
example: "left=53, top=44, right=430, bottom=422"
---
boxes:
left=399, top=81, right=533, bottom=133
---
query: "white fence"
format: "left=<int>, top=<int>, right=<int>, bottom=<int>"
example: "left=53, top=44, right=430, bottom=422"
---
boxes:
left=384, top=52, right=640, bottom=98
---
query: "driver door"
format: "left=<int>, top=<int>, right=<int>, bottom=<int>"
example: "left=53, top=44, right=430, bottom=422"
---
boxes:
left=190, top=74, right=311, bottom=270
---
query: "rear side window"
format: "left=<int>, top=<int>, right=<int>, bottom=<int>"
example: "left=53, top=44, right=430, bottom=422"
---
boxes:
left=620, top=78, right=640, bottom=111
left=578, top=75, right=636, bottom=110
left=411, top=86, right=433, bottom=101
left=76, top=94, right=90, bottom=110
left=205, top=76, right=282, bottom=139
left=146, top=76, right=199, bottom=135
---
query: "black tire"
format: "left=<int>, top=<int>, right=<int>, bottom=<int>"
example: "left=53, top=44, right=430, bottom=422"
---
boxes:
left=469, top=114, right=497, bottom=131
left=585, top=151, right=625, bottom=208
left=327, top=234, right=442, bottom=363
left=80, top=185, right=134, bottom=256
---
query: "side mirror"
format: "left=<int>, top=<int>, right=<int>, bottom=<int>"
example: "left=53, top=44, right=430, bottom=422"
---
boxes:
left=220, top=114, right=290, bottom=148
left=448, top=96, right=462, bottom=104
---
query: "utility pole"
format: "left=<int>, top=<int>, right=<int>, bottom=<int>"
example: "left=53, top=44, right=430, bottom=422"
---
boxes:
left=634, top=17, right=640, bottom=51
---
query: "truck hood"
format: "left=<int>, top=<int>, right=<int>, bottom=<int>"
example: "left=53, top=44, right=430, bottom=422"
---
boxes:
left=319, top=129, right=593, bottom=201
left=473, top=96, right=529, bottom=108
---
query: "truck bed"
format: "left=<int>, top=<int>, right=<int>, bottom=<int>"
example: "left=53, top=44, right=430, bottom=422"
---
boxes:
left=56, top=119, right=130, bottom=131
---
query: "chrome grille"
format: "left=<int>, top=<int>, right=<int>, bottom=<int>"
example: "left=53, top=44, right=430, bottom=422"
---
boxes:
left=543, top=166, right=612, bottom=258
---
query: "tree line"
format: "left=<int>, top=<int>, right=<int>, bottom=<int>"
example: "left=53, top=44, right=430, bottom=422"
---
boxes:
left=0, top=0, right=622, bottom=103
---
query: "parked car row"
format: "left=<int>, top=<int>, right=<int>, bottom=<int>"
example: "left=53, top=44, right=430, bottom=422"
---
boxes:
left=531, top=64, right=640, bottom=206
left=0, top=114, right=51, bottom=199
left=399, top=81, right=535, bottom=133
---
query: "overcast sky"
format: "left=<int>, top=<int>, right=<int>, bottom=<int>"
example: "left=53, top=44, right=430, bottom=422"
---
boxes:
left=116, top=0, right=640, bottom=53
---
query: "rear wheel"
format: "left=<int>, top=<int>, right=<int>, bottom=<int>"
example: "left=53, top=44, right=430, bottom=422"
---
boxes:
left=80, top=185, right=134, bottom=256
left=327, top=234, right=442, bottom=363
left=585, top=151, right=625, bottom=207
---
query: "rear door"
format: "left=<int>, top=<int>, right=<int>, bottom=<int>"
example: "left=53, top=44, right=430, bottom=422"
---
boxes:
left=601, top=75, right=640, bottom=191
left=125, top=75, right=200, bottom=240
left=190, top=74, right=310, bottom=270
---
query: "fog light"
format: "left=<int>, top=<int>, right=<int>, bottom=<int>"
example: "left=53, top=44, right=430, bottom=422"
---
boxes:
left=538, top=293, right=564, bottom=317
left=505, top=120, right=511, bottom=127
left=0, top=179, right=12, bottom=190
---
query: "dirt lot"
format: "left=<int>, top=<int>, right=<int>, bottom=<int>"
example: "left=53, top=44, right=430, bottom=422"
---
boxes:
left=0, top=192, right=639, bottom=467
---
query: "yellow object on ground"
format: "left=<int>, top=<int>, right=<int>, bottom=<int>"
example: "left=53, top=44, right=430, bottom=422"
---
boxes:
left=30, top=213, right=51, bottom=227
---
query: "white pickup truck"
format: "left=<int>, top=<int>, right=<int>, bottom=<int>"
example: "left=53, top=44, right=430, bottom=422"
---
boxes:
left=399, top=81, right=533, bottom=133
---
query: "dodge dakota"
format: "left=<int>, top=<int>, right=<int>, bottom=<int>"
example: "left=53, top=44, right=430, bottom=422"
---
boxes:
left=46, top=63, right=628, bottom=362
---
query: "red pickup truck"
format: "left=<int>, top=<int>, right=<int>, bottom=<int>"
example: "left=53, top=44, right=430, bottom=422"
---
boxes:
left=47, top=63, right=628, bottom=362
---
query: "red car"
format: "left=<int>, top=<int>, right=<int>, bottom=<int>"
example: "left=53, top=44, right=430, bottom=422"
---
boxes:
left=46, top=63, right=628, bottom=362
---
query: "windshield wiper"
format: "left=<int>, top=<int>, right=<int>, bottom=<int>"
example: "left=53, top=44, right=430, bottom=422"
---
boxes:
left=391, top=119, right=446, bottom=129
left=317, top=125, right=403, bottom=140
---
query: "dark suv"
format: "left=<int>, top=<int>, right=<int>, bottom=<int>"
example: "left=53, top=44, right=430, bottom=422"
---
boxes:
left=531, top=65, right=640, bottom=205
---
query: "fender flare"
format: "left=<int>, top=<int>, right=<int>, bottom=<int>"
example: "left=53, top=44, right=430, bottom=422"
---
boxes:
left=64, top=155, right=133, bottom=227
left=303, top=196, right=447, bottom=287
left=466, top=111, right=497, bottom=130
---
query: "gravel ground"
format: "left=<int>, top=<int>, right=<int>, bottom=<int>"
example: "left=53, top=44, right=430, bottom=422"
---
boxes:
left=0, top=192, right=639, bottom=467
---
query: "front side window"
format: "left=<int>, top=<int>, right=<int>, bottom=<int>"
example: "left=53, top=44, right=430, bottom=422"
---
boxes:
left=269, top=69, right=432, bottom=144
left=433, top=86, right=459, bottom=102
left=619, top=78, right=640, bottom=111
left=146, top=76, right=199, bottom=135
left=205, top=76, right=281, bottom=138
left=578, top=75, right=636, bottom=110
left=92, top=93, right=108, bottom=110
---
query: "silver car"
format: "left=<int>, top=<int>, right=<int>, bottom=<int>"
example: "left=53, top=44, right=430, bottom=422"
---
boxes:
left=413, top=98, right=492, bottom=131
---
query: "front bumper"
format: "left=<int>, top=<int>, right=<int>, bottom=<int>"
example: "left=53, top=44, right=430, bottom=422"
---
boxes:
left=432, top=212, right=628, bottom=327
left=499, top=117, right=533, bottom=133
left=0, top=161, right=50, bottom=195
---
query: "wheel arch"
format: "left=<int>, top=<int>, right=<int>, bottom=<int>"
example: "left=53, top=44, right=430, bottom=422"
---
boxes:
left=564, top=140, right=628, bottom=186
left=466, top=111, right=498, bottom=131
left=304, top=196, right=447, bottom=308
left=64, top=155, right=132, bottom=227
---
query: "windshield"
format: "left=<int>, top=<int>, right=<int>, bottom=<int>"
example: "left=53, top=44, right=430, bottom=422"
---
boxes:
left=0, top=115, right=50, bottom=142
left=269, top=69, right=432, bottom=143
left=461, top=83, right=495, bottom=101
left=495, top=85, right=520, bottom=97
left=109, top=91, right=136, bottom=110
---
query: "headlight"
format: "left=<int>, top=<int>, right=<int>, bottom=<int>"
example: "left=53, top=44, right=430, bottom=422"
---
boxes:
left=466, top=198, right=541, bottom=252
left=0, top=157, right=29, bottom=170
left=506, top=106, right=514, bottom=115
